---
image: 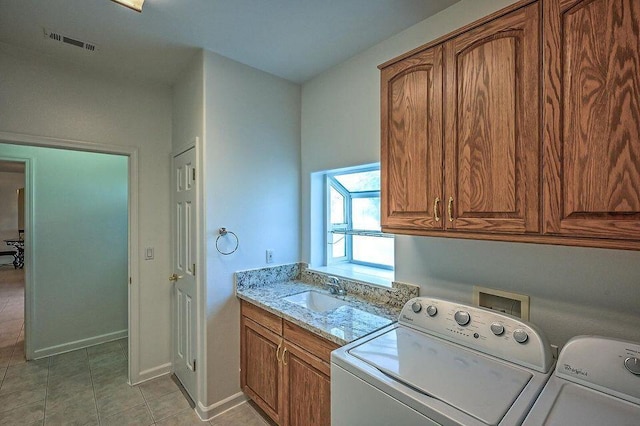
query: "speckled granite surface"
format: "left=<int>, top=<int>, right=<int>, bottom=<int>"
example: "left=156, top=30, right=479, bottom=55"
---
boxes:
left=235, top=263, right=419, bottom=345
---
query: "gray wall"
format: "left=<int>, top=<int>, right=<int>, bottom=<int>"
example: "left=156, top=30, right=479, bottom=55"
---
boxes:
left=0, top=42, right=173, bottom=378
left=0, top=144, right=128, bottom=355
left=301, top=0, right=640, bottom=349
left=203, top=51, right=301, bottom=407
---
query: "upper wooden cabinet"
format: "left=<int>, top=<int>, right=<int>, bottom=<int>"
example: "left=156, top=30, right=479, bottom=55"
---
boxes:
left=381, top=46, right=444, bottom=230
left=444, top=3, right=540, bottom=233
left=381, top=2, right=540, bottom=235
left=543, top=0, right=640, bottom=241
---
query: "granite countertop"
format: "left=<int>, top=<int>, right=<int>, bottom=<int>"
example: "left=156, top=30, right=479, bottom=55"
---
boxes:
left=236, top=279, right=399, bottom=346
left=235, top=263, right=418, bottom=345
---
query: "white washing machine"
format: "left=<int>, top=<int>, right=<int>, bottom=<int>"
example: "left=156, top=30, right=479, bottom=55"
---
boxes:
left=331, top=297, right=555, bottom=426
left=523, top=336, right=640, bottom=425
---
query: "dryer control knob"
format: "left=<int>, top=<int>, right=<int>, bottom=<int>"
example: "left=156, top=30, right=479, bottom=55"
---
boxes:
left=454, top=311, right=470, bottom=326
left=490, top=323, right=505, bottom=336
left=426, top=305, right=438, bottom=317
left=411, top=302, right=422, bottom=313
left=513, top=329, right=529, bottom=344
left=624, top=357, right=640, bottom=375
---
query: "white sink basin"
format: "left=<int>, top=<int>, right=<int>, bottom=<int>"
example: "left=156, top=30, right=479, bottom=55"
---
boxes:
left=283, top=291, right=347, bottom=312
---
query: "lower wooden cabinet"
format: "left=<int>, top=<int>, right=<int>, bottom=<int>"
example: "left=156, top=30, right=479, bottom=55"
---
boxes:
left=240, top=300, right=339, bottom=426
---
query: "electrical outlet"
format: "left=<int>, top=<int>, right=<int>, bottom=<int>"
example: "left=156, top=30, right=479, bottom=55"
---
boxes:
left=266, top=249, right=274, bottom=264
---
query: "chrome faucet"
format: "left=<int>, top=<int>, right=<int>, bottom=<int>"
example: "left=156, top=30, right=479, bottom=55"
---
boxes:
left=325, top=276, right=346, bottom=296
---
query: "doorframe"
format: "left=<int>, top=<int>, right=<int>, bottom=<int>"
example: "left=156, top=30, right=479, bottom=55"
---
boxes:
left=0, top=131, right=140, bottom=384
left=170, top=137, right=206, bottom=413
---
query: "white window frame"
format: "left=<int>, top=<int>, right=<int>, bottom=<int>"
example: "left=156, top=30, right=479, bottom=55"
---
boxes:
left=324, top=165, right=393, bottom=271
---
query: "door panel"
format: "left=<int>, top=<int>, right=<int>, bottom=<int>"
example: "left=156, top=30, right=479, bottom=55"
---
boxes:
left=381, top=46, right=444, bottom=230
left=241, top=317, right=282, bottom=423
left=544, top=0, right=640, bottom=238
left=172, top=147, right=197, bottom=399
left=445, top=3, right=540, bottom=233
left=282, top=343, right=331, bottom=426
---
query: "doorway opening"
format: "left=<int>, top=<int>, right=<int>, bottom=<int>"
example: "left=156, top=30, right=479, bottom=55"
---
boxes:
left=0, top=132, right=140, bottom=386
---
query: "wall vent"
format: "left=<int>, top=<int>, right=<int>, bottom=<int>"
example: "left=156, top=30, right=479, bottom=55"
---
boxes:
left=43, top=28, right=97, bottom=53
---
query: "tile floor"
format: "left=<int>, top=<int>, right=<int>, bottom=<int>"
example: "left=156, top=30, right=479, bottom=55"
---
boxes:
left=0, top=266, right=269, bottom=425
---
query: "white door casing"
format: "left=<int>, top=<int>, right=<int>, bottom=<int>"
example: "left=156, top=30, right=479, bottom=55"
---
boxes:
left=172, top=147, right=198, bottom=399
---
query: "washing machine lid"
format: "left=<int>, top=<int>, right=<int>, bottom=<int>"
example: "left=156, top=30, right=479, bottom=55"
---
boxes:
left=348, top=326, right=533, bottom=426
left=525, top=378, right=640, bottom=425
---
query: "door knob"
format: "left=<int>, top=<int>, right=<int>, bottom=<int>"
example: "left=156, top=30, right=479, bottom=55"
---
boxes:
left=169, top=273, right=183, bottom=282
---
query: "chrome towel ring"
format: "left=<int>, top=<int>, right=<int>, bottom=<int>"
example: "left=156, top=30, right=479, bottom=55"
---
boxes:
left=216, top=227, right=239, bottom=255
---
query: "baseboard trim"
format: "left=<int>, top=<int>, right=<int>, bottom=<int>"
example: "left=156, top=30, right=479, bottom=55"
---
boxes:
left=196, top=391, right=247, bottom=421
left=32, top=329, right=127, bottom=359
left=131, top=362, right=173, bottom=386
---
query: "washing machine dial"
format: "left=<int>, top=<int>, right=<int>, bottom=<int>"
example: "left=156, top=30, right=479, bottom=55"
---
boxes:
left=426, top=305, right=438, bottom=317
left=624, top=357, right=640, bottom=375
left=454, top=311, right=470, bottom=326
left=411, top=301, right=422, bottom=313
left=490, top=322, right=505, bottom=336
left=513, top=329, right=529, bottom=344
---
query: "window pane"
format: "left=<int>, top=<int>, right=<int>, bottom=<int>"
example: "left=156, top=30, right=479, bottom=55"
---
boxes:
left=331, top=233, right=345, bottom=258
left=352, top=235, right=394, bottom=267
left=334, top=170, right=380, bottom=192
left=330, top=187, right=345, bottom=225
left=352, top=197, right=380, bottom=230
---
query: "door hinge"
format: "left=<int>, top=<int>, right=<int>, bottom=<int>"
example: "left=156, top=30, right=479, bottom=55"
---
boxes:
left=193, top=359, right=196, bottom=372
left=192, top=168, right=196, bottom=181
left=192, top=263, right=196, bottom=276
left=129, top=277, right=132, bottom=285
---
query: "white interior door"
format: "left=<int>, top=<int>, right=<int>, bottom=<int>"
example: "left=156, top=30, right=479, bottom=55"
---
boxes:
left=172, top=147, right=197, bottom=400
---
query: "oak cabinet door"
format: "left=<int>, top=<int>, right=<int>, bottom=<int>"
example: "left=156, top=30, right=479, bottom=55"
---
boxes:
left=241, top=317, right=282, bottom=423
left=544, top=0, right=640, bottom=239
left=444, top=3, right=540, bottom=233
left=282, top=343, right=331, bottom=426
left=381, top=46, right=444, bottom=230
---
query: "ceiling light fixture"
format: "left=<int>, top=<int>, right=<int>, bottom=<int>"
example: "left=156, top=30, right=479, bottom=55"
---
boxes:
left=111, top=0, right=144, bottom=12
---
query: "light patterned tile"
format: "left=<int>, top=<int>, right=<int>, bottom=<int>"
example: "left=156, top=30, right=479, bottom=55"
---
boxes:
left=0, top=387, right=46, bottom=413
left=5, top=358, right=49, bottom=378
left=87, top=341, right=123, bottom=357
left=45, top=386, right=95, bottom=413
left=155, top=408, right=205, bottom=425
left=0, top=400, right=45, bottom=425
left=147, top=391, right=192, bottom=422
left=138, top=375, right=180, bottom=401
left=43, top=402, right=98, bottom=426
left=209, top=403, right=269, bottom=426
left=0, top=370, right=48, bottom=394
left=95, top=384, right=144, bottom=418
left=100, top=403, right=153, bottom=426
left=49, top=349, right=87, bottom=366
left=88, top=351, right=125, bottom=370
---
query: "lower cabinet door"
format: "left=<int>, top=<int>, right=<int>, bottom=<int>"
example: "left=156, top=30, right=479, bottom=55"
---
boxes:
left=241, top=317, right=282, bottom=423
left=282, top=342, right=331, bottom=426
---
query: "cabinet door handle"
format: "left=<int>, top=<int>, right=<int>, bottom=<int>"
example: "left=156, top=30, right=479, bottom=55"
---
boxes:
left=282, top=347, right=288, bottom=366
left=276, top=342, right=282, bottom=362
left=434, top=197, right=440, bottom=222
left=448, top=196, right=454, bottom=222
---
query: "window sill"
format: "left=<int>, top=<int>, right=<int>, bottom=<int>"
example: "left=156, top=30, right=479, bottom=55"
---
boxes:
left=308, top=263, right=394, bottom=288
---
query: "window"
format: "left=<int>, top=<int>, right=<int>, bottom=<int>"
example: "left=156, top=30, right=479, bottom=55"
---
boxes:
left=326, top=166, right=394, bottom=270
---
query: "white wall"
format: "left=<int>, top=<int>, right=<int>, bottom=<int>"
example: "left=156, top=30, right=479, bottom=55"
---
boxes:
left=301, top=0, right=640, bottom=348
left=0, top=144, right=128, bottom=354
left=203, top=51, right=300, bottom=407
left=0, top=43, right=174, bottom=377
left=172, top=52, right=204, bottom=151
left=0, top=171, right=24, bottom=242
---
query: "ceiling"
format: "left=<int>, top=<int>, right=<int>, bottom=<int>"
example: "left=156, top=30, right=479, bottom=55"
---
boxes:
left=0, top=0, right=459, bottom=84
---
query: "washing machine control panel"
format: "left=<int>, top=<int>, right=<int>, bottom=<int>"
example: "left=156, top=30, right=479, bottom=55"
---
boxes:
left=556, top=336, right=640, bottom=404
left=399, top=297, right=553, bottom=373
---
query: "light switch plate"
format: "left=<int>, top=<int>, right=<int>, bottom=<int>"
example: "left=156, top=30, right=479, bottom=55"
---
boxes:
left=144, top=247, right=154, bottom=260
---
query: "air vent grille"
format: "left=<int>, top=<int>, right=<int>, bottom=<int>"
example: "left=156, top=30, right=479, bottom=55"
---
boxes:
left=43, top=28, right=97, bottom=53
